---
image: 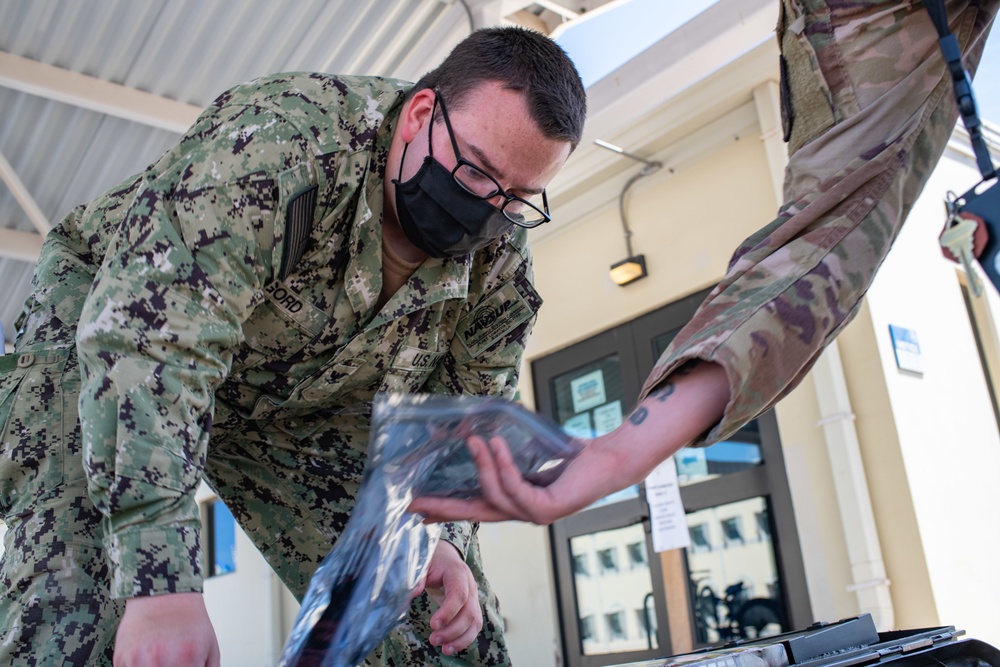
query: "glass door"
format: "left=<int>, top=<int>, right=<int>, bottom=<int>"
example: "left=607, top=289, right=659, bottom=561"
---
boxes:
left=628, top=289, right=808, bottom=649
left=535, top=287, right=811, bottom=667
left=537, top=326, right=672, bottom=666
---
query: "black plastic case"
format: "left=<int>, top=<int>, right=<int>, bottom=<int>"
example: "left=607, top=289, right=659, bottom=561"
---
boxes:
left=608, top=614, right=1000, bottom=667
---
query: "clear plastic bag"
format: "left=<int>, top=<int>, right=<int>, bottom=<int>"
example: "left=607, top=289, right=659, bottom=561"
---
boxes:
left=278, top=393, right=582, bottom=667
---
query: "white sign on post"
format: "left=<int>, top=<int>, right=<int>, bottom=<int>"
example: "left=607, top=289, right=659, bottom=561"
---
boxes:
left=645, top=457, right=691, bottom=553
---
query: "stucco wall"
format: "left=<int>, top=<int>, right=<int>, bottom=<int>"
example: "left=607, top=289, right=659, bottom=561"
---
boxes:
left=860, top=151, right=1000, bottom=644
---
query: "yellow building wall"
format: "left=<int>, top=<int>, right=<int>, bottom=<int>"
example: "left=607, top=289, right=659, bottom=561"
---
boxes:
left=835, top=301, right=938, bottom=629
left=524, top=133, right=777, bottom=365
left=857, top=152, right=1000, bottom=644
left=768, top=370, right=859, bottom=622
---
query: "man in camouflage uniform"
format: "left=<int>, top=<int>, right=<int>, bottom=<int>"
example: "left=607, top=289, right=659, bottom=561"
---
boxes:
left=412, top=1, right=999, bottom=521
left=0, top=27, right=585, bottom=667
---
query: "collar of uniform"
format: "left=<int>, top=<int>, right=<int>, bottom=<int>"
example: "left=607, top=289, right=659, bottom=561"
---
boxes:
left=345, top=95, right=402, bottom=318
left=364, top=252, right=471, bottom=331
left=344, top=173, right=384, bottom=318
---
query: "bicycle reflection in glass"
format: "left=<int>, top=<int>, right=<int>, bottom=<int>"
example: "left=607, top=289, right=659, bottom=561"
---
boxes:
left=691, top=578, right=785, bottom=644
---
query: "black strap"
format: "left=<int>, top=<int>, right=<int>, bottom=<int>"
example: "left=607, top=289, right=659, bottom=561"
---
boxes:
left=926, top=0, right=996, bottom=179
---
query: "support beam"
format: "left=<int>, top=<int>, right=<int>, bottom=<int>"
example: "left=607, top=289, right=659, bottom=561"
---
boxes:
left=532, top=0, right=580, bottom=19
left=0, top=51, right=201, bottom=134
left=0, top=149, right=50, bottom=235
left=0, top=228, right=44, bottom=263
left=500, top=0, right=579, bottom=21
left=753, top=80, right=788, bottom=206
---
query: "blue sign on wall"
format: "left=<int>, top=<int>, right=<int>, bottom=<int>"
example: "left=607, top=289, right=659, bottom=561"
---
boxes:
left=889, top=324, right=924, bottom=375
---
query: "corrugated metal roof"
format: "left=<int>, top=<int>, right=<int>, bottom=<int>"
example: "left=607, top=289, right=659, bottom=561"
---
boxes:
left=0, top=0, right=556, bottom=348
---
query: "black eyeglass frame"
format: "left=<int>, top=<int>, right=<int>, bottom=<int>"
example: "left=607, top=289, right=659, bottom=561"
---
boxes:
left=432, top=91, right=552, bottom=229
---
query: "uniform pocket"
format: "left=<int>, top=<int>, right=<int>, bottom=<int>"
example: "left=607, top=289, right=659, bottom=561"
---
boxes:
left=242, top=300, right=317, bottom=358
left=0, top=350, right=80, bottom=514
left=0, top=364, right=26, bottom=434
left=243, top=281, right=331, bottom=359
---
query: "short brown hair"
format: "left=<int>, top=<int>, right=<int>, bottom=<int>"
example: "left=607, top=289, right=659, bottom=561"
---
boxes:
left=411, top=26, right=587, bottom=149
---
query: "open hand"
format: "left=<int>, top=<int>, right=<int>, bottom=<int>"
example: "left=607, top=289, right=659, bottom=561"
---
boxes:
left=409, top=434, right=619, bottom=525
left=410, top=361, right=731, bottom=526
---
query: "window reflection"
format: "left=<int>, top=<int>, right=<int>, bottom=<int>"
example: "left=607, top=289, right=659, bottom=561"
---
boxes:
left=721, top=517, right=744, bottom=546
left=598, top=548, right=619, bottom=574
left=605, top=610, right=626, bottom=640
left=689, top=523, right=712, bottom=553
left=674, top=429, right=763, bottom=486
left=686, top=497, right=786, bottom=644
left=634, top=608, right=656, bottom=638
left=627, top=542, right=646, bottom=568
left=573, top=554, right=590, bottom=577
left=570, top=524, right=659, bottom=655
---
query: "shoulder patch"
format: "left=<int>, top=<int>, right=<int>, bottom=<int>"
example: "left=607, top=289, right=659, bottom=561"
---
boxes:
left=456, top=279, right=537, bottom=359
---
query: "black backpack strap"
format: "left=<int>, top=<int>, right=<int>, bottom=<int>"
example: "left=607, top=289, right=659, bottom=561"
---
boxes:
left=926, top=0, right=996, bottom=179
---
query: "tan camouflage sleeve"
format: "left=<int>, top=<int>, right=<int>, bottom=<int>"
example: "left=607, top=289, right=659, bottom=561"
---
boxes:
left=636, top=0, right=997, bottom=446
left=76, top=103, right=316, bottom=598
left=423, top=236, right=544, bottom=556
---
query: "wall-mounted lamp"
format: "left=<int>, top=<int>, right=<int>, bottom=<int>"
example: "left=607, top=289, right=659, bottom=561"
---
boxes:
left=595, top=140, right=662, bottom=286
left=610, top=255, right=647, bottom=286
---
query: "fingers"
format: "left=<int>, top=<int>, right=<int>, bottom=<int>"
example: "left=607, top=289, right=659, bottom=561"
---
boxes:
left=410, top=435, right=561, bottom=524
left=408, top=436, right=523, bottom=523
left=428, top=563, right=483, bottom=656
left=486, top=435, right=544, bottom=518
left=464, top=436, right=525, bottom=519
left=472, top=436, right=555, bottom=525
left=430, top=561, right=471, bottom=627
left=434, top=619, right=482, bottom=657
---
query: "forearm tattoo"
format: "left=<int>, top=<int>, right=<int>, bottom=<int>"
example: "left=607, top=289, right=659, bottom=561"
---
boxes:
left=626, top=360, right=702, bottom=426
left=651, top=384, right=675, bottom=403
left=628, top=407, right=648, bottom=426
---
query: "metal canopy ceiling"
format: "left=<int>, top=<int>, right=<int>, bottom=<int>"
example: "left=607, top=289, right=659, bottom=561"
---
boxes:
left=0, top=0, right=615, bottom=348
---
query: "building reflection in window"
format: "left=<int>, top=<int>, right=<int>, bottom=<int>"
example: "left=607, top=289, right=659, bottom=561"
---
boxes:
left=675, top=423, right=763, bottom=487
left=570, top=524, right=659, bottom=655
left=686, top=497, right=786, bottom=644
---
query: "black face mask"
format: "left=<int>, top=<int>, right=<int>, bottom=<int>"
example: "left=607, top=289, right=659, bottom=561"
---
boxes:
left=392, top=97, right=511, bottom=258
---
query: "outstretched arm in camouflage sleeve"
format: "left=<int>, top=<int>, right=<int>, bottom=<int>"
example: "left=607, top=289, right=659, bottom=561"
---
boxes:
left=413, top=0, right=998, bottom=525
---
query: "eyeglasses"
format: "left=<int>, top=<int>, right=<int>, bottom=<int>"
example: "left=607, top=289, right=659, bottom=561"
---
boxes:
left=433, top=92, right=551, bottom=229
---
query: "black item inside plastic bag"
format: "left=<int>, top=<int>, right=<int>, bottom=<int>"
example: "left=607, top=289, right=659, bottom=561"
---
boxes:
left=278, top=393, right=582, bottom=667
